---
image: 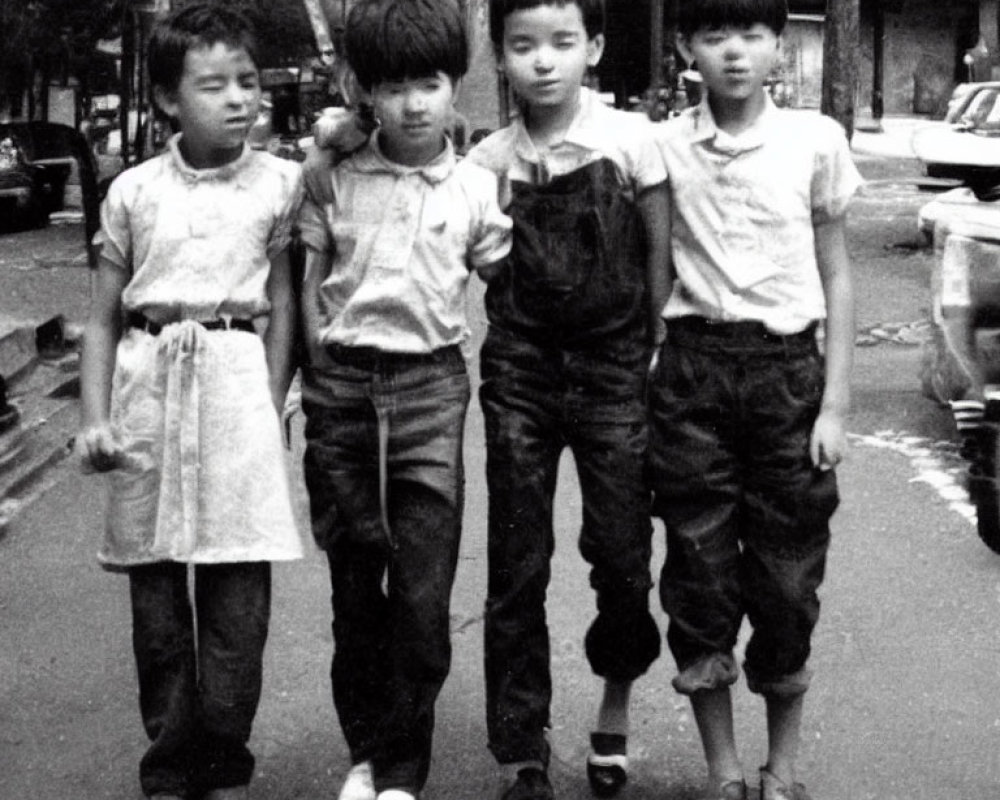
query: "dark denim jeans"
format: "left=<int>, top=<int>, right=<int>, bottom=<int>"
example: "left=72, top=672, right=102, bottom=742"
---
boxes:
left=648, top=320, right=839, bottom=697
left=302, top=346, right=470, bottom=794
left=479, top=326, right=660, bottom=765
left=128, top=560, right=271, bottom=797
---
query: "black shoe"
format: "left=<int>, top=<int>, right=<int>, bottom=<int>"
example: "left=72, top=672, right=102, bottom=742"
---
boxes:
left=586, top=732, right=628, bottom=797
left=502, top=767, right=554, bottom=800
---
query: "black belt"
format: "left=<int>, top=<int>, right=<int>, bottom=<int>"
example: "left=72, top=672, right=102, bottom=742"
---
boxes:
left=666, top=317, right=817, bottom=348
left=325, top=343, right=463, bottom=369
left=126, top=311, right=255, bottom=336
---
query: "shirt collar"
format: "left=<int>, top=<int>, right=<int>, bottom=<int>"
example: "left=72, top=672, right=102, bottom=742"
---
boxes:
left=353, top=132, right=456, bottom=184
left=688, top=90, right=777, bottom=154
left=510, top=86, right=604, bottom=163
left=166, top=133, right=256, bottom=187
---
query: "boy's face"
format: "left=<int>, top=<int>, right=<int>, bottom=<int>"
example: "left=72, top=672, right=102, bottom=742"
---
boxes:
left=499, top=3, right=603, bottom=113
left=679, top=24, right=780, bottom=104
left=155, top=42, right=261, bottom=169
left=371, top=72, right=456, bottom=167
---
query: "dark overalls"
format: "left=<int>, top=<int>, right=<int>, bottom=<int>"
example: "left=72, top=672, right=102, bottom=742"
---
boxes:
left=480, top=158, right=661, bottom=766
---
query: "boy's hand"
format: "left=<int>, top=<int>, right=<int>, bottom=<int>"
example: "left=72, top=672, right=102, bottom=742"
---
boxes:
left=76, top=422, right=122, bottom=473
left=312, top=107, right=370, bottom=152
left=809, top=409, right=847, bottom=471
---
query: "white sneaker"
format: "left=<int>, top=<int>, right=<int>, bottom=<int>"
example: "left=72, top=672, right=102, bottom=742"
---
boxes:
left=338, top=761, right=376, bottom=800
left=376, top=791, right=417, bottom=800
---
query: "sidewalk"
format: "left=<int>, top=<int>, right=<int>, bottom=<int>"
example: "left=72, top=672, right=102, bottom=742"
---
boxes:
left=0, top=220, right=89, bottom=534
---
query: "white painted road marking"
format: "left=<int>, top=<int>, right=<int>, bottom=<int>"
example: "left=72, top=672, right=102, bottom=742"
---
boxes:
left=848, top=430, right=976, bottom=525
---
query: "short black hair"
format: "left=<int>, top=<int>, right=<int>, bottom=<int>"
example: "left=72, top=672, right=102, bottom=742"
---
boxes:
left=489, top=0, right=605, bottom=51
left=148, top=2, right=259, bottom=93
left=676, top=0, right=788, bottom=38
left=345, top=0, right=469, bottom=92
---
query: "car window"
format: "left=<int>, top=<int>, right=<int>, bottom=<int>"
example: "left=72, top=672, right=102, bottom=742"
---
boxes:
left=964, top=89, right=999, bottom=125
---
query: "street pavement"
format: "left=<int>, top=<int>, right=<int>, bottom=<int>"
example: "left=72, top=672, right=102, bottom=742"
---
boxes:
left=4, top=119, right=1000, bottom=800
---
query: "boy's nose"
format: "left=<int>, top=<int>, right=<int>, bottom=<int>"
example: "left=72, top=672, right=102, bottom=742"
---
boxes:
left=404, top=91, right=427, bottom=113
left=533, top=48, right=554, bottom=72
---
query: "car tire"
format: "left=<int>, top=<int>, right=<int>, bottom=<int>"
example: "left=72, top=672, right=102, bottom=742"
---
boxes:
left=969, top=421, right=1000, bottom=554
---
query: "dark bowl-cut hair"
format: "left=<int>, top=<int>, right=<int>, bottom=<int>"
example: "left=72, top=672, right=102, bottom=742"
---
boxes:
left=345, top=0, right=469, bottom=92
left=489, top=0, right=605, bottom=50
left=148, top=2, right=259, bottom=93
left=676, top=0, right=788, bottom=38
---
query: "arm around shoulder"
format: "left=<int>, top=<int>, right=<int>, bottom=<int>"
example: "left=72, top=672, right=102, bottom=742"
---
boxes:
left=637, top=180, right=672, bottom=347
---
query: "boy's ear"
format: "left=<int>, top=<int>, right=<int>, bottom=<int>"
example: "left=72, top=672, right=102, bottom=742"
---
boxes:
left=451, top=76, right=464, bottom=105
left=676, top=33, right=694, bottom=66
left=153, top=85, right=178, bottom=120
left=586, top=33, right=605, bottom=68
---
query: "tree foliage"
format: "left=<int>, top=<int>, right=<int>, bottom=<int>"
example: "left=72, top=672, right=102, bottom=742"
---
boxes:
left=0, top=0, right=121, bottom=116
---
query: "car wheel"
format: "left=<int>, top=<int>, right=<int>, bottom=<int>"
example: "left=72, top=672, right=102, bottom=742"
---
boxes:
left=969, top=420, right=1000, bottom=554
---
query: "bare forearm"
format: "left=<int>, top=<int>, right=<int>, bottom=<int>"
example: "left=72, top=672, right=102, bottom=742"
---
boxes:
left=638, top=183, right=672, bottom=346
left=815, top=217, right=855, bottom=415
left=79, top=320, right=119, bottom=427
left=821, top=267, right=854, bottom=414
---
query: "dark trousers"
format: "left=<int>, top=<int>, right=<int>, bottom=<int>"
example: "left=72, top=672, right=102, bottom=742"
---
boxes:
left=648, top=320, right=839, bottom=696
left=479, top=327, right=661, bottom=765
left=303, top=347, right=469, bottom=793
left=129, top=560, right=271, bottom=797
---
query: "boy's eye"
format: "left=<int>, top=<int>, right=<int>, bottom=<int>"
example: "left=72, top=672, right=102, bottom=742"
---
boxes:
left=554, top=35, right=577, bottom=49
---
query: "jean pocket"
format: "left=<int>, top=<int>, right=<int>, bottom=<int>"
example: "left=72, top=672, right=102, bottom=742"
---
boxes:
left=783, top=353, right=825, bottom=405
left=654, top=344, right=707, bottom=400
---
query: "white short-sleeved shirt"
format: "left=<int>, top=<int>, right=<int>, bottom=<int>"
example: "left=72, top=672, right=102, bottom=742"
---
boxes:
left=96, top=134, right=302, bottom=320
left=656, top=95, right=863, bottom=334
left=467, top=86, right=666, bottom=202
left=297, top=135, right=512, bottom=354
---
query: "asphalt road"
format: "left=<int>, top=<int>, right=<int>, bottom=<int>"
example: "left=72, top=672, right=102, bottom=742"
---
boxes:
left=3, top=145, right=1000, bottom=800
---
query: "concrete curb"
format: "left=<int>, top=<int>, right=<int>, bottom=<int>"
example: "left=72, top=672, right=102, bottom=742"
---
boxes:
left=0, top=318, right=79, bottom=538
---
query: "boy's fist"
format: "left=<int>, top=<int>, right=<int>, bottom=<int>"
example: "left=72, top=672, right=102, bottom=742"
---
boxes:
left=76, top=422, right=122, bottom=473
left=312, top=107, right=371, bottom=153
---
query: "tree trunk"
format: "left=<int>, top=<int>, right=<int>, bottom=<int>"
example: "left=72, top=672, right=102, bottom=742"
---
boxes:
left=821, top=0, right=859, bottom=141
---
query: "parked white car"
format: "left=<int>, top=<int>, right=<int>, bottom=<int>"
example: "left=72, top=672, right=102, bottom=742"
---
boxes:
left=911, top=82, right=1000, bottom=183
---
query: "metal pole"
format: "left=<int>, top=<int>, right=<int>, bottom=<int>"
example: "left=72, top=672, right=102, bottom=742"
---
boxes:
left=650, top=0, right=664, bottom=93
left=872, top=2, right=884, bottom=122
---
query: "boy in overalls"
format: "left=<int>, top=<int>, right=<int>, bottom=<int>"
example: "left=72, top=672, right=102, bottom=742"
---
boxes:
left=465, top=2, right=670, bottom=797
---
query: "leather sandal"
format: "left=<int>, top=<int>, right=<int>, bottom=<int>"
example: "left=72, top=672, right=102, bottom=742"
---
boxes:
left=586, top=732, right=628, bottom=797
left=760, top=767, right=811, bottom=800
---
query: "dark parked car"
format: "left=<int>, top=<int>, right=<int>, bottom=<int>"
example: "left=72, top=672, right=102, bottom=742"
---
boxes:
left=0, top=122, right=100, bottom=261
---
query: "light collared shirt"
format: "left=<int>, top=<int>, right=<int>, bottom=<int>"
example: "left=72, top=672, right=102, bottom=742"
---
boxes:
left=467, top=86, right=666, bottom=202
left=656, top=94, right=863, bottom=334
left=298, top=134, right=512, bottom=353
left=96, top=134, right=302, bottom=321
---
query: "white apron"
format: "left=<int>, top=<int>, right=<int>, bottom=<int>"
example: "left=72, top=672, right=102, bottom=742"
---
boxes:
left=100, top=321, right=303, bottom=567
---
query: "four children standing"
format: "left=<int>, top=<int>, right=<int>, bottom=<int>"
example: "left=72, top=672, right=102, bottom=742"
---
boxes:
left=78, top=1, right=858, bottom=799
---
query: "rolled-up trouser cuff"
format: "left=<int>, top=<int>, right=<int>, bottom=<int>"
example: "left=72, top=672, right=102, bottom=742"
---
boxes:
left=745, top=665, right=812, bottom=697
left=671, top=652, right=740, bottom=695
